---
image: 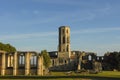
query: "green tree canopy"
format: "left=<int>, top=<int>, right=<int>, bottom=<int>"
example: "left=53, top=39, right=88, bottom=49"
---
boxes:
left=103, top=52, right=120, bottom=71
left=0, top=42, right=16, bottom=52
left=41, top=50, right=51, bottom=68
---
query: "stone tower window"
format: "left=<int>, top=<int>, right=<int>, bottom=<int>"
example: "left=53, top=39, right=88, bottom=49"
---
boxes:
left=59, top=46, right=61, bottom=52
left=62, top=29, right=65, bottom=34
left=66, top=29, right=68, bottom=34
left=66, top=45, right=69, bottom=52
left=52, top=59, right=54, bottom=66
left=67, top=37, right=69, bottom=43
left=63, top=36, right=65, bottom=44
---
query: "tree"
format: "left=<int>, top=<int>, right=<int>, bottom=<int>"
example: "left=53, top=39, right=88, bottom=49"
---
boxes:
left=0, top=42, right=16, bottom=52
left=41, top=50, right=51, bottom=69
left=103, top=51, right=120, bottom=71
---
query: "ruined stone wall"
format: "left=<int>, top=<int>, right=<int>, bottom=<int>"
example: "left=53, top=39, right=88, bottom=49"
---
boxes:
left=0, top=51, right=44, bottom=76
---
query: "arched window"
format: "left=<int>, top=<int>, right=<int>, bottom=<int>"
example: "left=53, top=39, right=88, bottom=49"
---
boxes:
left=65, top=60, right=67, bottom=64
left=19, top=54, right=25, bottom=67
left=66, top=29, right=68, bottom=34
left=30, top=55, right=37, bottom=67
left=7, top=54, right=13, bottom=67
left=59, top=47, right=61, bottom=52
left=52, top=59, right=54, bottom=66
left=88, top=55, right=92, bottom=61
left=66, top=45, right=69, bottom=52
left=67, top=37, right=69, bottom=43
left=102, top=57, right=104, bottom=60
left=63, top=36, right=65, bottom=44
left=62, top=29, right=65, bottom=34
left=97, top=57, right=99, bottom=60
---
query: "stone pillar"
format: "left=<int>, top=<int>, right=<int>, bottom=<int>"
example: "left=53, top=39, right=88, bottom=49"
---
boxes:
left=25, top=52, right=30, bottom=75
left=37, top=55, right=43, bottom=76
left=78, top=56, right=82, bottom=71
left=13, top=52, right=18, bottom=76
left=1, top=53, right=6, bottom=76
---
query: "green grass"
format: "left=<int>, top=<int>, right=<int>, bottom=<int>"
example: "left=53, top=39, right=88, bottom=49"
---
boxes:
left=51, top=71, right=120, bottom=77
left=0, top=71, right=120, bottom=80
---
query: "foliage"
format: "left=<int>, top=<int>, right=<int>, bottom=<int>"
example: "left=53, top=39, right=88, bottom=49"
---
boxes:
left=0, top=42, right=16, bottom=52
left=103, top=52, right=120, bottom=71
left=41, top=50, right=51, bottom=68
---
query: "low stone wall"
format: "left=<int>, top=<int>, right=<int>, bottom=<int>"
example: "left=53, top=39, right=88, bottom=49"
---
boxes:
left=6, top=68, right=13, bottom=75
left=17, top=69, right=25, bottom=75
left=30, top=69, right=37, bottom=75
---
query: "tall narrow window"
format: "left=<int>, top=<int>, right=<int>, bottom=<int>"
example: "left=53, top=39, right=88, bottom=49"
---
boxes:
left=88, top=55, right=92, bottom=61
left=7, top=54, right=13, bottom=67
left=52, top=59, right=54, bottom=66
left=66, top=29, right=68, bottom=34
left=30, top=55, right=37, bottom=67
left=19, top=54, right=25, bottom=67
left=62, top=29, right=65, bottom=34
left=59, top=46, right=61, bottom=52
left=63, top=36, right=65, bottom=44
left=65, top=60, right=67, bottom=64
left=67, top=37, right=69, bottom=43
left=66, top=45, right=69, bottom=52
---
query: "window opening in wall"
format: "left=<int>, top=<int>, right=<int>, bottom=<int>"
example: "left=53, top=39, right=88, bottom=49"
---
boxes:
left=19, top=54, right=25, bottom=67
left=102, top=57, right=104, bottom=60
left=62, top=29, right=65, bottom=34
left=7, top=54, right=13, bottom=67
left=88, top=55, right=92, bottom=61
left=65, top=60, right=67, bottom=64
left=30, top=55, right=36, bottom=67
left=67, top=37, right=69, bottom=43
left=66, top=45, right=69, bottom=52
left=97, top=57, right=99, bottom=60
left=52, top=59, right=54, bottom=66
left=63, top=36, right=65, bottom=44
left=66, top=29, right=68, bottom=34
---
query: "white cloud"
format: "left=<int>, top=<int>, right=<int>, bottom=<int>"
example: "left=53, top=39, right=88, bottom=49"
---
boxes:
left=0, top=31, right=57, bottom=40
left=1, top=27, right=120, bottom=41
left=72, top=27, right=120, bottom=34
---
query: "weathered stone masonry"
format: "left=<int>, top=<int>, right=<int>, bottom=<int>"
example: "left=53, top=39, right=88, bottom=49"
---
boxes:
left=0, top=51, right=43, bottom=76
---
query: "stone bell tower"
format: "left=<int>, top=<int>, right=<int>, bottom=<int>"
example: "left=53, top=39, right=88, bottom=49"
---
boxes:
left=58, top=26, right=71, bottom=58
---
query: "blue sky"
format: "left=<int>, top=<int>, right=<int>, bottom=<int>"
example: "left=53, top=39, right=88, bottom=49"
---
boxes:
left=0, top=0, right=120, bottom=56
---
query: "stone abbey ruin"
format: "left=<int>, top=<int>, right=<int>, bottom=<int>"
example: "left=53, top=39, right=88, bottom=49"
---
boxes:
left=0, top=26, right=104, bottom=76
left=49, top=26, right=102, bottom=72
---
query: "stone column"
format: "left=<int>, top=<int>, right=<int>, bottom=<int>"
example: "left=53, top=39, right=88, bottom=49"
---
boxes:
left=1, top=52, right=6, bottom=76
left=25, top=52, right=30, bottom=75
left=37, top=55, right=43, bottom=76
left=78, top=56, right=82, bottom=71
left=13, top=52, right=18, bottom=76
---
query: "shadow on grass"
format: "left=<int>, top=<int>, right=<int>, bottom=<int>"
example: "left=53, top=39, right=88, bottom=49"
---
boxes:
left=0, top=75, right=120, bottom=80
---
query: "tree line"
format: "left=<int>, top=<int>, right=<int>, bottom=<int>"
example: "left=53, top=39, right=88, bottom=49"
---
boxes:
left=0, top=42, right=16, bottom=52
left=103, top=52, right=120, bottom=71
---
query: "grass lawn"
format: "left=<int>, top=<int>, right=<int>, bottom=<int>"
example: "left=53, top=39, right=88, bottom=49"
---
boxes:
left=0, top=71, right=120, bottom=80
